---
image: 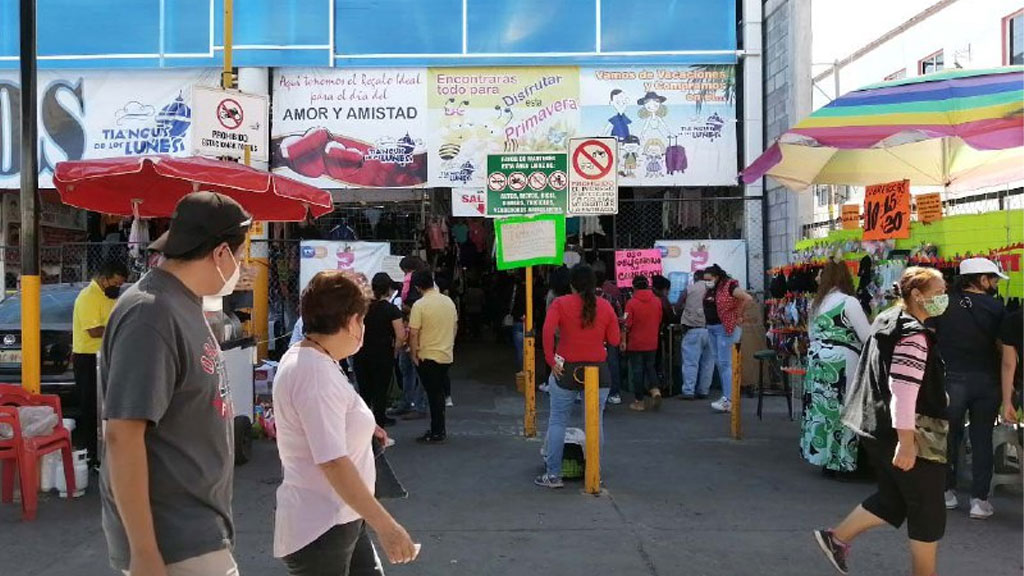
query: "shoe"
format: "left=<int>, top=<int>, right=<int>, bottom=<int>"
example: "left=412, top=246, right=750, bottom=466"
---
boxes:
left=534, top=474, right=564, bottom=489
left=384, top=437, right=396, bottom=448
left=944, top=490, right=958, bottom=510
left=649, top=389, right=662, bottom=411
left=680, top=394, right=696, bottom=401
left=445, top=396, right=454, bottom=407
left=607, top=394, right=622, bottom=405
left=711, top=398, right=732, bottom=413
left=380, top=417, right=398, bottom=428
left=696, top=393, right=709, bottom=400
left=402, top=411, right=427, bottom=421
left=629, top=400, right=646, bottom=411
left=813, top=530, right=849, bottom=575
left=416, top=432, right=447, bottom=444
left=969, top=498, right=994, bottom=519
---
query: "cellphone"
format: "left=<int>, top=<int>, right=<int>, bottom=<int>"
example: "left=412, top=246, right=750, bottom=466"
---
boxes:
left=554, top=354, right=565, bottom=370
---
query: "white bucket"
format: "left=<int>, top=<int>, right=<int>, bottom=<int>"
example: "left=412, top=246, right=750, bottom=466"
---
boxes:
left=55, top=449, right=88, bottom=498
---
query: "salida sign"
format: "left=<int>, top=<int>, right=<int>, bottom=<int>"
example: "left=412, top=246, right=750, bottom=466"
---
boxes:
left=0, top=78, right=88, bottom=182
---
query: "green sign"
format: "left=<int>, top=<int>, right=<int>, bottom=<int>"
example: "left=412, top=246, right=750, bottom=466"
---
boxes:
left=494, top=214, right=566, bottom=270
left=486, top=153, right=568, bottom=217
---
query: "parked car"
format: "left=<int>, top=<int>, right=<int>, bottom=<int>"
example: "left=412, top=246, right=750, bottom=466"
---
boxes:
left=0, top=283, right=88, bottom=418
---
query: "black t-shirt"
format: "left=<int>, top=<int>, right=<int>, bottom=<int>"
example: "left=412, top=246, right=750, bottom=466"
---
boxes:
left=358, top=300, right=403, bottom=359
left=702, top=282, right=736, bottom=327
left=1000, top=308, right=1023, bottom=390
left=932, top=291, right=1005, bottom=376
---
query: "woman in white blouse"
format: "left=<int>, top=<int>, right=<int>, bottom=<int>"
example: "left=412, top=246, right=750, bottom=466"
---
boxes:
left=273, top=270, right=417, bottom=575
left=799, top=260, right=872, bottom=475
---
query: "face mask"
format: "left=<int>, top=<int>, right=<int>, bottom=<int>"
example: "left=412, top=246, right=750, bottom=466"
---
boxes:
left=704, top=280, right=716, bottom=289
left=985, top=281, right=999, bottom=297
left=103, top=285, right=121, bottom=300
left=921, top=293, right=949, bottom=317
left=214, top=249, right=241, bottom=297
left=350, top=320, right=365, bottom=355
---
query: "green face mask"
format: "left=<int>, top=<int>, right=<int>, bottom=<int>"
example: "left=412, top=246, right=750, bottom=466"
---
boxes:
left=921, top=293, right=949, bottom=317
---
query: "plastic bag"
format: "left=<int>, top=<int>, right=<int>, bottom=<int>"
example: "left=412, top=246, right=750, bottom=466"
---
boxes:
left=0, top=406, right=58, bottom=439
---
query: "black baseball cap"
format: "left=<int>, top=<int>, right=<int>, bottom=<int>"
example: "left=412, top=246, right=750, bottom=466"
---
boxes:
left=150, top=192, right=252, bottom=257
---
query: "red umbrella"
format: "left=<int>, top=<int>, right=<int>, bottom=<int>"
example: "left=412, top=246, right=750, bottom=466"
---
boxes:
left=53, top=155, right=333, bottom=221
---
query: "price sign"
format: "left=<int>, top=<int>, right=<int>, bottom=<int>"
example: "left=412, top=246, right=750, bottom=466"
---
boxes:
left=916, top=192, right=943, bottom=224
left=841, top=204, right=860, bottom=230
left=863, top=179, right=910, bottom=240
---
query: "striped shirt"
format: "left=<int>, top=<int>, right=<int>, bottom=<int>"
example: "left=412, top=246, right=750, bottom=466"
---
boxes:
left=888, top=332, right=929, bottom=430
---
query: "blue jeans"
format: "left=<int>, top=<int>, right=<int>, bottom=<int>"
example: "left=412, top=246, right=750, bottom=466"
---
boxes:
left=707, top=324, right=742, bottom=400
left=544, top=381, right=610, bottom=478
left=398, top=349, right=427, bottom=414
left=681, top=327, right=715, bottom=396
left=513, top=322, right=525, bottom=370
left=605, top=345, right=621, bottom=397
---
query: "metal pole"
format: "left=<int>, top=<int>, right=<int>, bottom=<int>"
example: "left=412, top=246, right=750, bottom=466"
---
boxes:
left=584, top=365, right=601, bottom=494
left=523, top=266, right=536, bottom=437
left=19, top=0, right=40, bottom=394
left=222, top=0, right=234, bottom=89
left=829, top=60, right=842, bottom=230
left=730, top=342, right=743, bottom=440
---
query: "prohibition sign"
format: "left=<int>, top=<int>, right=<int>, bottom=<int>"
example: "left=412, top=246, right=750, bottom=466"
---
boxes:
left=488, top=172, right=507, bottom=191
left=508, top=172, right=528, bottom=191
left=217, top=98, right=244, bottom=130
left=572, top=140, right=614, bottom=181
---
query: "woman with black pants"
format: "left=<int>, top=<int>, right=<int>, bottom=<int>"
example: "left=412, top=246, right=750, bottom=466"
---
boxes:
left=816, top=267, right=949, bottom=576
left=354, top=273, right=406, bottom=427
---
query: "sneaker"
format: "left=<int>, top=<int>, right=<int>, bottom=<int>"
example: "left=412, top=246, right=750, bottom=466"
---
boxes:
left=711, top=397, right=732, bottom=413
left=649, top=389, right=662, bottom=411
left=680, top=394, right=696, bottom=401
left=813, top=530, right=850, bottom=575
left=969, top=498, right=994, bottom=519
left=445, top=396, right=454, bottom=407
left=416, top=432, right=447, bottom=444
left=607, top=394, right=622, bottom=405
left=629, top=400, right=647, bottom=412
left=944, top=490, right=959, bottom=510
left=696, top=393, right=709, bottom=400
left=533, top=474, right=564, bottom=489
left=384, top=437, right=396, bottom=448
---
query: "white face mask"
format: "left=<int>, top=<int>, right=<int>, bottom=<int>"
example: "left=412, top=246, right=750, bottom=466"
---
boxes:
left=704, top=279, right=716, bottom=289
left=350, top=319, right=365, bottom=355
left=214, top=249, right=241, bottom=297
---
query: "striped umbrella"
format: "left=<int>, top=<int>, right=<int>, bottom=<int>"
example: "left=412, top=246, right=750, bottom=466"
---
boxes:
left=743, top=66, right=1024, bottom=191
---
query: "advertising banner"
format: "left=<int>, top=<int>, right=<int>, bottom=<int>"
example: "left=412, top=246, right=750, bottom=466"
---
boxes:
left=494, top=214, right=566, bottom=270
left=271, top=69, right=428, bottom=189
left=614, top=249, right=663, bottom=288
left=486, top=153, right=568, bottom=217
left=579, top=66, right=737, bottom=187
left=191, top=86, right=269, bottom=162
left=298, top=241, right=391, bottom=293
left=655, top=239, right=748, bottom=295
left=451, top=189, right=489, bottom=218
left=0, top=69, right=219, bottom=189
left=427, top=67, right=580, bottom=188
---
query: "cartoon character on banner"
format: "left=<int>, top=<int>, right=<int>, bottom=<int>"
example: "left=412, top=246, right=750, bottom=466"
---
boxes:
left=690, top=242, right=710, bottom=272
left=637, top=91, right=670, bottom=144
left=603, top=89, right=633, bottom=143
left=620, top=135, right=640, bottom=178
left=644, top=139, right=666, bottom=178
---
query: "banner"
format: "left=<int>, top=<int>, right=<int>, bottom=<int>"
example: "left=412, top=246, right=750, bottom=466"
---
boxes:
left=271, top=69, right=428, bottom=189
left=0, top=69, right=220, bottom=189
left=427, top=67, right=580, bottom=188
left=298, top=241, right=391, bottom=292
left=655, top=239, right=748, bottom=295
left=864, top=179, right=911, bottom=240
left=614, top=249, right=663, bottom=288
left=486, top=153, right=568, bottom=217
left=579, top=66, right=737, bottom=187
left=494, top=214, right=566, bottom=270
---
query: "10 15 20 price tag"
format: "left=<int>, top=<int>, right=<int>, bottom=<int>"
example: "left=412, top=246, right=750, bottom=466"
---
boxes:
left=863, top=179, right=911, bottom=240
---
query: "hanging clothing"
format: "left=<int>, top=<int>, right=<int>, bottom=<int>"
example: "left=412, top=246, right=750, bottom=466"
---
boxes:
left=128, top=218, right=150, bottom=259
left=452, top=222, right=469, bottom=244
left=800, top=290, right=872, bottom=472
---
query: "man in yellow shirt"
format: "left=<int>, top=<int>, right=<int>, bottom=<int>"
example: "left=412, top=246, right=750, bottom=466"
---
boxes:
left=409, top=269, right=457, bottom=444
left=72, top=261, right=127, bottom=466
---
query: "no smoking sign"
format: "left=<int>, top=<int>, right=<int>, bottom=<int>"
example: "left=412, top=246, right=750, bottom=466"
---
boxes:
left=568, top=137, right=618, bottom=215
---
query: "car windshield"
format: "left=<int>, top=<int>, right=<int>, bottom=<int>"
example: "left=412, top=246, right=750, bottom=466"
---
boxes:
left=0, top=284, right=86, bottom=326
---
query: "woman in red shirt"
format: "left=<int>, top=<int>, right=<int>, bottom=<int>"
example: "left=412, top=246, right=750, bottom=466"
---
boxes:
left=535, top=265, right=621, bottom=489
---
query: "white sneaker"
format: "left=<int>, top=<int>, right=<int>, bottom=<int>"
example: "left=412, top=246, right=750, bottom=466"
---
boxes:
left=969, top=498, right=994, bottom=519
left=711, top=397, right=732, bottom=413
left=944, top=490, right=958, bottom=510
left=445, top=396, right=454, bottom=407
left=607, top=394, right=622, bottom=405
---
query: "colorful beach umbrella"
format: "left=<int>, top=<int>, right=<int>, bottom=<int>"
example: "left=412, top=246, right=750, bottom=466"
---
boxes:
left=743, top=67, right=1024, bottom=192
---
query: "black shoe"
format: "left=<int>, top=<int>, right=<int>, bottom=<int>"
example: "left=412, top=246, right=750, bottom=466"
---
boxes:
left=696, top=393, right=709, bottom=400
left=416, top=432, right=447, bottom=444
left=680, top=394, right=696, bottom=401
left=380, top=417, right=398, bottom=428
left=813, top=530, right=849, bottom=575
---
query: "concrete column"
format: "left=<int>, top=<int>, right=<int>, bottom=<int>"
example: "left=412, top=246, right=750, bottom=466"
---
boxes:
left=742, top=0, right=765, bottom=293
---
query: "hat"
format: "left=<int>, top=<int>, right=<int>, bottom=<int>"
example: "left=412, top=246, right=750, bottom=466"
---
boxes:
left=959, top=257, right=1008, bottom=279
left=637, top=91, right=667, bottom=105
left=150, top=192, right=252, bottom=257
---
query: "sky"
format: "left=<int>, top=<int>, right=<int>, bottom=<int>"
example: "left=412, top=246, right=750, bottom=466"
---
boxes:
left=811, top=0, right=943, bottom=66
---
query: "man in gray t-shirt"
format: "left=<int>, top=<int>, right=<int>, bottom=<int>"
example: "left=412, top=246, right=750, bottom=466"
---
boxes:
left=677, top=270, right=714, bottom=399
left=100, top=192, right=251, bottom=575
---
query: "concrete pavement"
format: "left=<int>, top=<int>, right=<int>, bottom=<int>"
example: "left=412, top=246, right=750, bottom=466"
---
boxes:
left=2, top=337, right=1021, bottom=575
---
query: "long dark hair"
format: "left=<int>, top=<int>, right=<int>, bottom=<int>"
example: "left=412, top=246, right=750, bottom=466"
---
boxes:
left=813, top=260, right=855, bottom=311
left=570, top=264, right=598, bottom=328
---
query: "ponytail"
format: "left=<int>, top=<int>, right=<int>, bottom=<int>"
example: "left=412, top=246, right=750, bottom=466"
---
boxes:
left=570, top=264, right=599, bottom=328
left=581, top=291, right=597, bottom=328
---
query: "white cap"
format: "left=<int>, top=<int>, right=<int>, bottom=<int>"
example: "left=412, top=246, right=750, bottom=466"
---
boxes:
left=959, top=257, right=1008, bottom=279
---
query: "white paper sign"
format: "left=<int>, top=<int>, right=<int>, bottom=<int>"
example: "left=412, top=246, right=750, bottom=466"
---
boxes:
left=450, top=189, right=489, bottom=217
left=382, top=255, right=405, bottom=282
left=191, top=86, right=269, bottom=161
left=500, top=219, right=558, bottom=263
left=298, top=241, right=391, bottom=292
left=655, top=239, right=748, bottom=290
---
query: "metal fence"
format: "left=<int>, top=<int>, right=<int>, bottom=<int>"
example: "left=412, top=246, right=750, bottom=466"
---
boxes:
left=611, top=191, right=759, bottom=250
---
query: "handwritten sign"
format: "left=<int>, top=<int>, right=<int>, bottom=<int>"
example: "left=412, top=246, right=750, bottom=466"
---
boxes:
left=863, top=179, right=910, bottom=240
left=841, top=204, right=860, bottom=230
left=494, top=214, right=566, bottom=270
left=614, top=249, right=663, bottom=288
left=916, top=192, right=943, bottom=224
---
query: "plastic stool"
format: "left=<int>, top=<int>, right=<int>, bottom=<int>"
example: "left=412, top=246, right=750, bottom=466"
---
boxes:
left=753, top=350, right=792, bottom=421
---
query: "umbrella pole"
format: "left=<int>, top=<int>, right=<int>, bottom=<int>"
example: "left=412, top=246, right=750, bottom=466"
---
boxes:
left=19, top=0, right=40, bottom=394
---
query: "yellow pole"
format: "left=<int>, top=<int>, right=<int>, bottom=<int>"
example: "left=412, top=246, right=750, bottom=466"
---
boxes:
left=584, top=365, right=601, bottom=494
left=221, top=0, right=234, bottom=89
left=20, top=275, right=40, bottom=394
left=523, top=266, right=536, bottom=437
left=730, top=342, right=743, bottom=440
left=239, top=144, right=270, bottom=360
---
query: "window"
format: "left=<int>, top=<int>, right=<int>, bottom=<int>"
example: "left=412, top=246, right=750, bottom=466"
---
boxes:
left=885, top=69, right=907, bottom=81
left=1005, top=10, right=1023, bottom=65
left=919, top=50, right=944, bottom=75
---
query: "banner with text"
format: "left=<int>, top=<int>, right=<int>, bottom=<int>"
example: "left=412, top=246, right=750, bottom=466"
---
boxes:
left=298, top=241, right=391, bottom=292
left=0, top=69, right=219, bottom=189
left=494, top=214, right=566, bottom=270
left=654, top=239, right=748, bottom=295
left=271, top=69, right=428, bottom=189
left=427, top=67, right=580, bottom=188
left=579, top=66, right=737, bottom=187
left=863, top=179, right=911, bottom=240
left=614, top=249, right=663, bottom=288
left=451, top=189, right=489, bottom=217
left=486, top=153, right=568, bottom=217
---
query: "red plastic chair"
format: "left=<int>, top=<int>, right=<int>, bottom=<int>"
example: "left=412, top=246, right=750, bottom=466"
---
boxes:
left=0, top=384, right=76, bottom=521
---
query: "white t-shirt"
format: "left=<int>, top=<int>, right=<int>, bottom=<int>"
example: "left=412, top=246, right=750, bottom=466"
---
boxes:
left=272, top=346, right=377, bottom=558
